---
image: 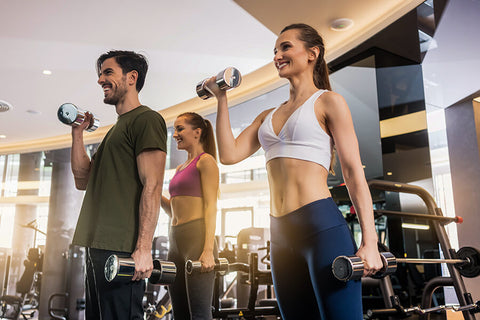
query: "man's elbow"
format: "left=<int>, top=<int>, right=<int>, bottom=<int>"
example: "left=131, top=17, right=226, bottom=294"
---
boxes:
left=75, top=180, right=87, bottom=191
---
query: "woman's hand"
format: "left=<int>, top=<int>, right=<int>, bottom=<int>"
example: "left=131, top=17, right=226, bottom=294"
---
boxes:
left=204, top=76, right=226, bottom=99
left=198, top=250, right=216, bottom=273
left=355, top=242, right=384, bottom=277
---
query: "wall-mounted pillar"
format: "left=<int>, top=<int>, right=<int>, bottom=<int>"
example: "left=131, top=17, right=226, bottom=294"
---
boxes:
left=445, top=94, right=480, bottom=300
left=9, top=152, right=42, bottom=295
left=38, top=148, right=85, bottom=320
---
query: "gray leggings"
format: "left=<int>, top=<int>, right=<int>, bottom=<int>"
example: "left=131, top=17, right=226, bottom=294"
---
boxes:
left=168, top=219, right=218, bottom=320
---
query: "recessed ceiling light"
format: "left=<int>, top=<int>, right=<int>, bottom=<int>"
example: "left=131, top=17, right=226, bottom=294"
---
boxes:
left=26, top=109, right=42, bottom=115
left=402, top=223, right=430, bottom=230
left=0, top=135, right=6, bottom=139
left=330, top=18, right=354, bottom=31
left=43, top=70, right=52, bottom=75
left=0, top=100, right=12, bottom=112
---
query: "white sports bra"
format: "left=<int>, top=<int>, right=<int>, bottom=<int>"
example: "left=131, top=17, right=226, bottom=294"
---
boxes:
left=257, top=90, right=332, bottom=171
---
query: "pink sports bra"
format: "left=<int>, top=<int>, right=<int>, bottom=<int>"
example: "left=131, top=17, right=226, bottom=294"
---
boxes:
left=169, top=153, right=204, bottom=198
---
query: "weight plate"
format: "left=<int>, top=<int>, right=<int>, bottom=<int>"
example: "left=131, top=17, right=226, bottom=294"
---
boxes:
left=455, top=246, right=480, bottom=278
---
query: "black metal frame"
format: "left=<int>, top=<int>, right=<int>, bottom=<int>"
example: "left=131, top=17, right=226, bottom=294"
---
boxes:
left=368, top=179, right=477, bottom=320
left=211, top=253, right=280, bottom=320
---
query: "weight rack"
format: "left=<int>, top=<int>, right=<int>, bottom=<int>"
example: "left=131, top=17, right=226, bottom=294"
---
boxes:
left=367, top=180, right=478, bottom=320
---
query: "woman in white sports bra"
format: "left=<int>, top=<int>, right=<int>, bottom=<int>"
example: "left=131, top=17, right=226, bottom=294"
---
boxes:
left=205, top=23, right=383, bottom=320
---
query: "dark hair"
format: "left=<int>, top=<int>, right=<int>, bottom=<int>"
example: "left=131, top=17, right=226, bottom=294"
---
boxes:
left=96, top=50, right=148, bottom=92
left=281, top=23, right=331, bottom=91
left=178, top=112, right=217, bottom=160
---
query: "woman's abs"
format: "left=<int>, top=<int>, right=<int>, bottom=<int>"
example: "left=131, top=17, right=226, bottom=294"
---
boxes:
left=170, top=196, right=204, bottom=226
left=267, top=158, right=331, bottom=216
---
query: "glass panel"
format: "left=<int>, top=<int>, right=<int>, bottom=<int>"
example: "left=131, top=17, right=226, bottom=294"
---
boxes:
left=0, top=206, right=14, bottom=248
left=329, top=55, right=383, bottom=186
left=222, top=208, right=253, bottom=247
left=2, top=154, right=19, bottom=197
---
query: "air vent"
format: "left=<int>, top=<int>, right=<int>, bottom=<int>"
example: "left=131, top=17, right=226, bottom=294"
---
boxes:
left=0, top=100, right=12, bottom=112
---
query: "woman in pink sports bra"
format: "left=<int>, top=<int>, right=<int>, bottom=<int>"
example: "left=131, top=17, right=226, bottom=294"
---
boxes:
left=161, top=112, right=219, bottom=320
left=205, top=24, right=383, bottom=319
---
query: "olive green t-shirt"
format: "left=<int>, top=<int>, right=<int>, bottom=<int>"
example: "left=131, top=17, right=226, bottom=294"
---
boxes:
left=72, top=105, right=167, bottom=253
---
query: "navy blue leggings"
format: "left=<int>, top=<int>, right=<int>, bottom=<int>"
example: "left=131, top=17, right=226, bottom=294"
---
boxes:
left=270, top=198, right=362, bottom=320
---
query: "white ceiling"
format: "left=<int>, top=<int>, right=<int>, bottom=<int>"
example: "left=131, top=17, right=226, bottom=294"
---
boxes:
left=0, top=0, right=423, bottom=153
left=0, top=0, right=276, bottom=146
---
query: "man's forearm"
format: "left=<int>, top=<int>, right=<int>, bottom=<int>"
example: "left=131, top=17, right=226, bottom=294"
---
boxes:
left=135, top=185, right=162, bottom=251
left=71, top=130, right=91, bottom=190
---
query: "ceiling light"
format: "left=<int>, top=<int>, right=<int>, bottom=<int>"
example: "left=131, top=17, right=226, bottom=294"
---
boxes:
left=0, top=135, right=6, bottom=139
left=386, top=172, right=393, bottom=176
left=330, top=18, right=354, bottom=31
left=0, top=100, right=12, bottom=112
left=43, top=70, right=52, bottom=75
left=26, top=109, right=42, bottom=115
left=402, top=223, right=430, bottom=230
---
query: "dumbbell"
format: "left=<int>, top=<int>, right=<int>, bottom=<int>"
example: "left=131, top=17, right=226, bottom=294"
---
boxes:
left=196, top=67, right=242, bottom=100
left=332, top=252, right=397, bottom=281
left=185, top=258, right=230, bottom=275
left=57, top=103, right=100, bottom=132
left=333, top=247, right=480, bottom=281
left=104, top=254, right=176, bottom=285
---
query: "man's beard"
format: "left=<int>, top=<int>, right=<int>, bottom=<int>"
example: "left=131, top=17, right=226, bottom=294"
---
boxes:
left=104, top=80, right=128, bottom=105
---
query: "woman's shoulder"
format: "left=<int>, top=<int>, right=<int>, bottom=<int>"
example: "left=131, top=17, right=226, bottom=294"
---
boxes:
left=316, top=90, right=349, bottom=112
left=317, top=90, right=346, bottom=104
left=197, top=153, right=218, bottom=167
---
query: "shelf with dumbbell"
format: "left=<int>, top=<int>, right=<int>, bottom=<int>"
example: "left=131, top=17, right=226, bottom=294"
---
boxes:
left=364, top=180, right=480, bottom=320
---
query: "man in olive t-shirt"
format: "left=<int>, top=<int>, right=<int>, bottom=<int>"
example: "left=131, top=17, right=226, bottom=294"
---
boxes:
left=70, top=50, right=167, bottom=319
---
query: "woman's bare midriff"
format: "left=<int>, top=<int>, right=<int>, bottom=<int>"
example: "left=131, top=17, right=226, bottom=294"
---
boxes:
left=170, top=196, right=204, bottom=226
left=267, top=158, right=332, bottom=217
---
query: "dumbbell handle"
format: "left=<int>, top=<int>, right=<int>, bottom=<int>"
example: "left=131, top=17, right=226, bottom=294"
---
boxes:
left=397, top=257, right=467, bottom=264
left=185, top=258, right=230, bottom=275
left=196, top=67, right=242, bottom=100
left=104, top=255, right=176, bottom=285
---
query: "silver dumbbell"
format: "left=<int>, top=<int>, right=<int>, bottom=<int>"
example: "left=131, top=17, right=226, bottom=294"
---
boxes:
left=332, top=252, right=397, bottom=281
left=104, top=254, right=177, bottom=285
left=196, top=67, right=242, bottom=100
left=57, top=103, right=100, bottom=132
left=185, top=258, right=230, bottom=275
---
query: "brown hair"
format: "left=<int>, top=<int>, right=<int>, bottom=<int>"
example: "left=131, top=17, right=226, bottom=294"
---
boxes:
left=178, top=112, right=217, bottom=160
